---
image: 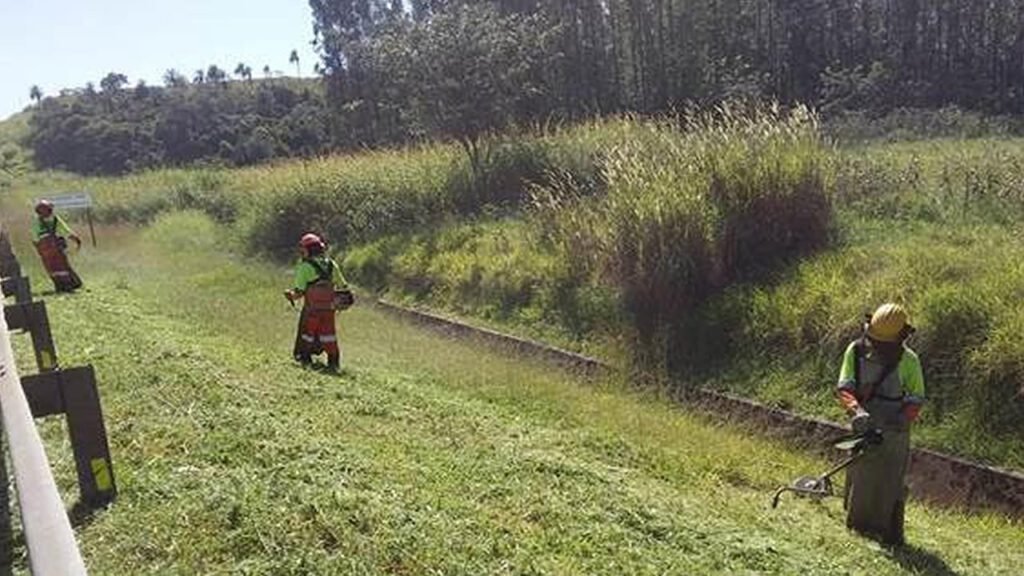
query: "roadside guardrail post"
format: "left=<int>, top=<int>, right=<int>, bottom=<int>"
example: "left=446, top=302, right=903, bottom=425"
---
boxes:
left=22, top=367, right=116, bottom=506
left=0, top=259, right=18, bottom=284
left=1, top=276, right=32, bottom=304
left=0, top=225, right=95, bottom=572
left=0, top=227, right=19, bottom=281
left=3, top=301, right=59, bottom=372
left=1, top=283, right=88, bottom=574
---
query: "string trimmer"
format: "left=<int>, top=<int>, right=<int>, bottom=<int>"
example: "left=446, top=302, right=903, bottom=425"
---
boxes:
left=771, top=429, right=883, bottom=509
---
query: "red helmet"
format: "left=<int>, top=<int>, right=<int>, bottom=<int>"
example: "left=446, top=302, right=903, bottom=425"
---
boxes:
left=299, top=233, right=325, bottom=251
left=35, top=199, right=54, bottom=217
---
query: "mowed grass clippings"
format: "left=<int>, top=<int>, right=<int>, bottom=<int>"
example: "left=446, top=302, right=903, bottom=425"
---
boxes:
left=0, top=211, right=1019, bottom=574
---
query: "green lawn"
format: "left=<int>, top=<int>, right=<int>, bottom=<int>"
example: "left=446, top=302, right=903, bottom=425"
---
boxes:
left=1, top=211, right=1020, bottom=574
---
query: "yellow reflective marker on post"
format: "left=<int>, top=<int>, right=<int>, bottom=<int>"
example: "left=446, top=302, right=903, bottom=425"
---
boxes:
left=91, top=458, right=112, bottom=492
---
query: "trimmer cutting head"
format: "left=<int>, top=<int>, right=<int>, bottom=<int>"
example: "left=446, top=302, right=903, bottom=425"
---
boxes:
left=771, top=430, right=883, bottom=509
left=771, top=475, right=836, bottom=508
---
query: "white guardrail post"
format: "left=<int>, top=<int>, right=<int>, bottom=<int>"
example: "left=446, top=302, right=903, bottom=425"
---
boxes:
left=1, top=286, right=87, bottom=574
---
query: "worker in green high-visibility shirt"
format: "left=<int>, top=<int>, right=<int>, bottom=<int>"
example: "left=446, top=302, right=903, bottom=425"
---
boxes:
left=31, top=199, right=84, bottom=292
left=284, top=233, right=351, bottom=372
left=836, top=303, right=925, bottom=546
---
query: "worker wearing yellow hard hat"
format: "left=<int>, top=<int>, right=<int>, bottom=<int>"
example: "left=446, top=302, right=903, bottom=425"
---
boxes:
left=835, top=303, right=925, bottom=545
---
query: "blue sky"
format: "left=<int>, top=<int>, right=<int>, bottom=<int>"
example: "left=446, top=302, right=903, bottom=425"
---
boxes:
left=0, top=0, right=320, bottom=119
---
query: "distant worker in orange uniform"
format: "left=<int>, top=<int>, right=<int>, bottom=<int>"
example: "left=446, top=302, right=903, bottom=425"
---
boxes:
left=836, top=303, right=925, bottom=546
left=31, top=199, right=84, bottom=293
left=284, top=233, right=353, bottom=372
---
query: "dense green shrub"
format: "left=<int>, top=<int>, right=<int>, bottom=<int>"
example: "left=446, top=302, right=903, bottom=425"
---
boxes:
left=537, top=105, right=832, bottom=370
left=446, top=138, right=554, bottom=212
left=346, top=106, right=832, bottom=371
left=27, top=79, right=331, bottom=175
left=824, top=107, right=1024, bottom=145
left=834, top=138, right=1024, bottom=225
left=704, top=224, right=1024, bottom=462
left=239, top=148, right=458, bottom=258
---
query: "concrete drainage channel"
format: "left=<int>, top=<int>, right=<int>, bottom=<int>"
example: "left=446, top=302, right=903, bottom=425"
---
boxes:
left=374, top=299, right=1024, bottom=520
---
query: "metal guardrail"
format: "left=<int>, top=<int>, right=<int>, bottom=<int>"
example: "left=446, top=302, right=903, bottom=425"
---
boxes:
left=1, top=287, right=87, bottom=575
left=1, top=224, right=88, bottom=574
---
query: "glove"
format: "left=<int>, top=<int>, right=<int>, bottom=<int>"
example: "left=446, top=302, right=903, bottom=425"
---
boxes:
left=902, top=403, right=921, bottom=423
left=851, top=409, right=872, bottom=434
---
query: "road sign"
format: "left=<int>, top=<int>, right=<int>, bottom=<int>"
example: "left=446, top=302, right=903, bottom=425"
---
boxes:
left=38, top=192, right=92, bottom=210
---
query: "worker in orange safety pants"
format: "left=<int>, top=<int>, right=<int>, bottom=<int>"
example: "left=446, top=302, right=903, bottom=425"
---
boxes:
left=31, top=199, right=83, bottom=293
left=284, top=233, right=350, bottom=372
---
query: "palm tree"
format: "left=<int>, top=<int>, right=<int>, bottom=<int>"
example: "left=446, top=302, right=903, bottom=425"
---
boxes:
left=263, top=65, right=272, bottom=79
left=163, top=69, right=188, bottom=88
left=99, top=72, right=128, bottom=94
left=234, top=62, right=253, bottom=83
left=289, top=49, right=300, bottom=76
left=206, top=65, right=227, bottom=86
left=194, top=69, right=206, bottom=84
left=29, top=85, right=43, bottom=104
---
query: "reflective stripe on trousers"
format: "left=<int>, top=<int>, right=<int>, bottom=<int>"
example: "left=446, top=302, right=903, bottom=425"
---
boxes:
left=297, top=308, right=339, bottom=357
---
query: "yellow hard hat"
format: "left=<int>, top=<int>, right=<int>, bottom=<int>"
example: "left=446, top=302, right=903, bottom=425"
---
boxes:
left=866, top=303, right=910, bottom=342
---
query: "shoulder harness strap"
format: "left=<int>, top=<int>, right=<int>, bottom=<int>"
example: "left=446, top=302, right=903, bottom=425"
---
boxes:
left=854, top=337, right=901, bottom=402
left=306, top=258, right=334, bottom=283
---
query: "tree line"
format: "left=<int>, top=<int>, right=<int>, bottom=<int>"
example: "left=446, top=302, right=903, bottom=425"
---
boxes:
left=27, top=63, right=330, bottom=175
left=25, top=1, right=1024, bottom=174
left=312, top=0, right=1024, bottom=147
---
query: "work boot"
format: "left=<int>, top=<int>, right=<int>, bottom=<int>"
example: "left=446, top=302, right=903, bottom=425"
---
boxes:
left=326, top=354, right=340, bottom=373
left=295, top=352, right=313, bottom=367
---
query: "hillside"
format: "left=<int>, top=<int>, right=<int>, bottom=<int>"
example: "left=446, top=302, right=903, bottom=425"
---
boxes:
left=0, top=110, right=32, bottom=181
left=23, top=76, right=328, bottom=175
left=0, top=109, right=31, bottom=148
left=2, top=210, right=1022, bottom=574
left=6, top=113, right=1024, bottom=471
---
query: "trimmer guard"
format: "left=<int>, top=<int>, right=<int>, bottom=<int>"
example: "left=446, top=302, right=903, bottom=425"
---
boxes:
left=771, top=475, right=835, bottom=508
left=770, top=430, right=882, bottom=509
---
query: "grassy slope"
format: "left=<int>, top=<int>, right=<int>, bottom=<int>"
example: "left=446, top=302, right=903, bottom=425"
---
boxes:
left=700, top=217, right=1024, bottom=468
left=343, top=136, right=1024, bottom=471
left=3, top=210, right=1022, bottom=573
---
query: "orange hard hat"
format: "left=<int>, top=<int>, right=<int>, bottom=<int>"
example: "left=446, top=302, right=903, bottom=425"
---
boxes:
left=299, top=233, right=325, bottom=250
